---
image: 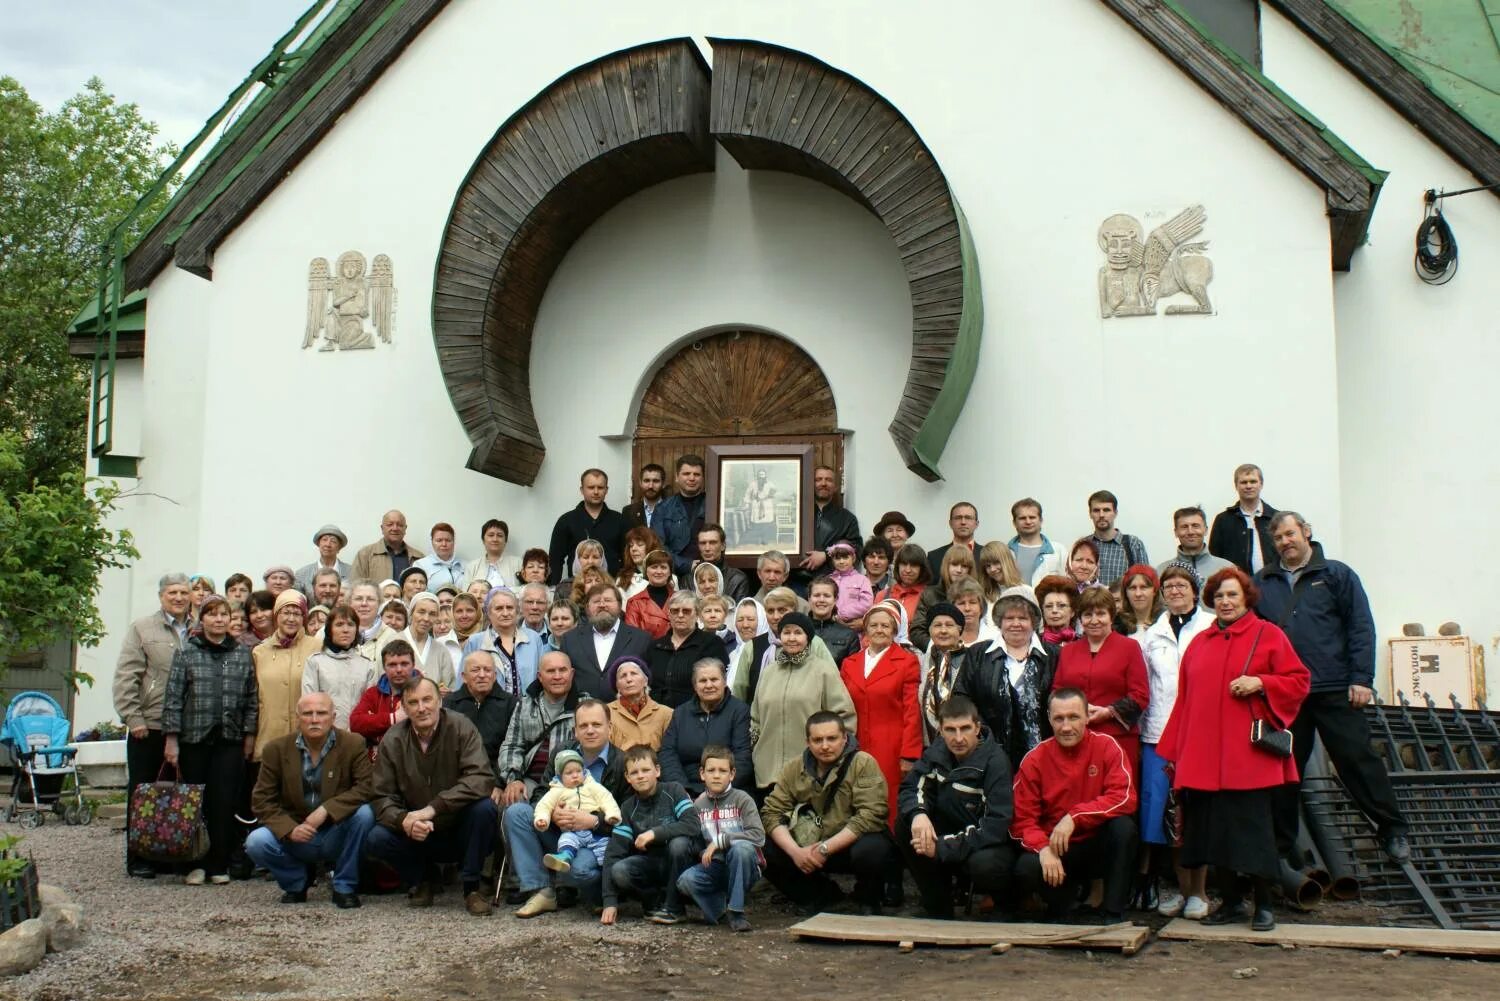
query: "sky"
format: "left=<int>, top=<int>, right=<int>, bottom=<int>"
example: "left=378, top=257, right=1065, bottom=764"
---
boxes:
left=1, top=0, right=315, bottom=149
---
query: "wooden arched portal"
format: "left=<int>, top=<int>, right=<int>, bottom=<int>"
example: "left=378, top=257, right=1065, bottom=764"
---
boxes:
left=631, top=330, right=843, bottom=504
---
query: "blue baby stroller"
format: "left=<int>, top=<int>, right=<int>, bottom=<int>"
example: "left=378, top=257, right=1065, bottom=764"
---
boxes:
left=2, top=692, right=92, bottom=828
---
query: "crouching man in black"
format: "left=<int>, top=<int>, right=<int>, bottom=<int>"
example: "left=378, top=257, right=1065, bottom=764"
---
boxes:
left=898, top=695, right=1016, bottom=919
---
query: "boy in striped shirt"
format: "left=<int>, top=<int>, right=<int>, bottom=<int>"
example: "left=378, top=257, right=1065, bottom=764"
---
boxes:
left=676, top=745, right=765, bottom=931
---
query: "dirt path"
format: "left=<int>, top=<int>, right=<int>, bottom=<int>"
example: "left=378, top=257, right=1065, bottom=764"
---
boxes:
left=3, top=824, right=1495, bottom=1001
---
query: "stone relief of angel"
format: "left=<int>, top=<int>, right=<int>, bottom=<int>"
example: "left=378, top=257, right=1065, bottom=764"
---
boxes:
left=1098, top=206, right=1214, bottom=318
left=303, top=251, right=396, bottom=350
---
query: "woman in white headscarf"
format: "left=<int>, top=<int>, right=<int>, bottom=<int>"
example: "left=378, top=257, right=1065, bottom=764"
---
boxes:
left=726, top=597, right=768, bottom=691
left=399, top=592, right=455, bottom=692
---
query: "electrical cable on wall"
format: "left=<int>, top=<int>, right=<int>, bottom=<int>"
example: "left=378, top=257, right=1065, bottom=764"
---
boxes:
left=1414, top=182, right=1499, bottom=286
left=1414, top=193, right=1457, bottom=285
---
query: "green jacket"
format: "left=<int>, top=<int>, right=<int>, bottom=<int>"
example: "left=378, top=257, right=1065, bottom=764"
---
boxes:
left=762, top=743, right=888, bottom=842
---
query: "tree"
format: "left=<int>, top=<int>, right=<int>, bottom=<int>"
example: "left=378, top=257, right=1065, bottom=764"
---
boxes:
left=0, top=75, right=177, bottom=488
left=0, top=433, right=139, bottom=682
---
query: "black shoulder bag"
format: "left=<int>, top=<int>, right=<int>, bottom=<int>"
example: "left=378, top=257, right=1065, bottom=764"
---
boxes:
left=1241, top=625, right=1293, bottom=758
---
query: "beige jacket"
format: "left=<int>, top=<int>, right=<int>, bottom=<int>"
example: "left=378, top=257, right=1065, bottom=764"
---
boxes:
left=253, top=633, right=323, bottom=759
left=112, top=612, right=185, bottom=731
left=350, top=540, right=425, bottom=585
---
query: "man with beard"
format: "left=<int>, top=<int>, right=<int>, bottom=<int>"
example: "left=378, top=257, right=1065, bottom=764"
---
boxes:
left=623, top=463, right=667, bottom=533
left=559, top=583, right=653, bottom=699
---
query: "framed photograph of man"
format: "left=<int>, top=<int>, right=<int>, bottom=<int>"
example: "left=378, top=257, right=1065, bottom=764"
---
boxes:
left=705, top=444, right=815, bottom=565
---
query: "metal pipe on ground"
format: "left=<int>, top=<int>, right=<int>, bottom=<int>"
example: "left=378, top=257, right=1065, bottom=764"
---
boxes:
left=1277, top=857, right=1324, bottom=910
left=1294, top=814, right=1332, bottom=890
left=1302, top=801, right=1361, bottom=899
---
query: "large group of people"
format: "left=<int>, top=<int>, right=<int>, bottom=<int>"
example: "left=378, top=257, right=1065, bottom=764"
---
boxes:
left=111, top=457, right=1408, bottom=933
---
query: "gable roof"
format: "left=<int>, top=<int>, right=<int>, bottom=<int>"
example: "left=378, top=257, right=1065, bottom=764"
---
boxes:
left=115, top=0, right=1395, bottom=291
left=1103, top=0, right=1385, bottom=270
left=1266, top=0, right=1500, bottom=201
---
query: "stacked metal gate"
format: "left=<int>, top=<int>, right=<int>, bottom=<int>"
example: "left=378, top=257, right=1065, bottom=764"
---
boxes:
left=1299, top=694, right=1500, bottom=929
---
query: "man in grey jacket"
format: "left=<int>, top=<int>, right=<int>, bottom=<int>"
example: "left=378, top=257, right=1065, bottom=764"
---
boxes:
left=112, top=572, right=191, bottom=878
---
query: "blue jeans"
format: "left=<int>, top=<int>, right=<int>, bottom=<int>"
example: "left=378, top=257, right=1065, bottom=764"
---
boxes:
left=244, top=804, right=375, bottom=894
left=365, top=798, right=497, bottom=888
left=608, top=836, right=696, bottom=913
left=676, top=841, right=761, bottom=921
left=503, top=801, right=602, bottom=900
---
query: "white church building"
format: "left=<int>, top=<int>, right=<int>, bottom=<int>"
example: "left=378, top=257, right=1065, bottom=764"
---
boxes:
left=66, top=0, right=1500, bottom=728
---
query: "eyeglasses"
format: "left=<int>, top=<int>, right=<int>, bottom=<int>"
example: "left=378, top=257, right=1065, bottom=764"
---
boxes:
left=669, top=607, right=696, bottom=615
left=1162, top=581, right=1193, bottom=592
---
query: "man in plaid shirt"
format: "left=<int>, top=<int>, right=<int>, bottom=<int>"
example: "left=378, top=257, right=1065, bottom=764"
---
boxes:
left=1087, top=490, right=1149, bottom=587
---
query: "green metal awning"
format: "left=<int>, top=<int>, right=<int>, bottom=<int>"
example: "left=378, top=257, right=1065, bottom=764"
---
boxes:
left=66, top=289, right=146, bottom=335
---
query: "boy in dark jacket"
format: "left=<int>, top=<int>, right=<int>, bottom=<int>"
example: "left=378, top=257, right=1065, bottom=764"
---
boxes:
left=600, top=745, right=700, bottom=925
left=898, top=695, right=1016, bottom=919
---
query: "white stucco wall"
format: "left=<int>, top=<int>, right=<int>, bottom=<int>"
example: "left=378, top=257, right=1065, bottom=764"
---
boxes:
left=87, top=0, right=1367, bottom=717
left=1262, top=7, right=1500, bottom=689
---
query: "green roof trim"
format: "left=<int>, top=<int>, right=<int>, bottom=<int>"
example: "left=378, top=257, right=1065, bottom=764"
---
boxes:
left=907, top=199, right=983, bottom=480
left=1330, top=0, right=1500, bottom=149
left=134, top=0, right=356, bottom=252
left=1163, top=0, right=1388, bottom=190
left=67, top=289, right=147, bottom=336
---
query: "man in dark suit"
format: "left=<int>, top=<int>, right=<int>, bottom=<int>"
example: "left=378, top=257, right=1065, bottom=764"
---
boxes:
left=245, top=692, right=375, bottom=908
left=927, top=501, right=979, bottom=579
left=558, top=583, right=653, bottom=700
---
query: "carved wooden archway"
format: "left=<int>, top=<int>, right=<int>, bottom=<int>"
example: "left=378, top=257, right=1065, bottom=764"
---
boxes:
left=433, top=37, right=981, bottom=486
left=630, top=330, right=843, bottom=504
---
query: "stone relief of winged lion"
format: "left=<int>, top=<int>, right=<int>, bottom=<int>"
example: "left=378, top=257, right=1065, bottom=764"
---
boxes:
left=1098, top=206, right=1214, bottom=318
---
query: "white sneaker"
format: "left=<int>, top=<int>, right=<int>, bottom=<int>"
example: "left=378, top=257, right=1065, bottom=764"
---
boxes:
left=185, top=869, right=207, bottom=886
left=1183, top=895, right=1210, bottom=920
left=1157, top=887, right=1185, bottom=917
left=209, top=874, right=231, bottom=885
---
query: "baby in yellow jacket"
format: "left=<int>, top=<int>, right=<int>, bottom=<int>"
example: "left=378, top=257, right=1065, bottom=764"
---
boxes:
left=536, top=749, right=622, bottom=873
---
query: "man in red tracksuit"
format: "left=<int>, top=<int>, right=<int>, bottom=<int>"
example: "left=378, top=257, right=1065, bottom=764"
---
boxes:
left=1011, top=687, right=1138, bottom=923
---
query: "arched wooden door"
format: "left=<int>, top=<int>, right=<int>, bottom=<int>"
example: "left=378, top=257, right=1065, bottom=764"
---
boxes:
left=631, top=329, right=844, bottom=502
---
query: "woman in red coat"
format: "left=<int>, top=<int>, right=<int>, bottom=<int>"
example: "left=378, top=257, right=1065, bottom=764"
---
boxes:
left=1157, top=567, right=1309, bottom=933
left=623, top=550, right=675, bottom=638
left=840, top=601, right=920, bottom=905
left=1051, top=586, right=1149, bottom=777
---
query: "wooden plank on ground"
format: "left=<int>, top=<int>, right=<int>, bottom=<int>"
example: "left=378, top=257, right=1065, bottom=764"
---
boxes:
left=1158, top=918, right=1500, bottom=957
left=788, top=913, right=1149, bottom=954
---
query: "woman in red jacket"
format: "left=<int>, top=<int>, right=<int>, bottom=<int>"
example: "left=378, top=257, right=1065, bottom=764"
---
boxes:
left=1157, top=567, right=1309, bottom=933
left=840, top=601, right=921, bottom=905
left=623, top=550, right=675, bottom=638
left=1051, top=586, right=1149, bottom=779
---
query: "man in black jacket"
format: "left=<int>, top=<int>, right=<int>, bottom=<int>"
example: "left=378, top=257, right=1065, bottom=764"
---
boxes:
left=807, top=576, right=859, bottom=666
left=687, top=524, right=752, bottom=602
left=898, top=695, right=1016, bottom=919
left=445, top=652, right=518, bottom=793
left=926, top=501, right=979, bottom=580
left=1258, top=512, right=1409, bottom=862
left=547, top=469, right=628, bottom=583
left=790, top=466, right=862, bottom=593
left=1208, top=463, right=1279, bottom=574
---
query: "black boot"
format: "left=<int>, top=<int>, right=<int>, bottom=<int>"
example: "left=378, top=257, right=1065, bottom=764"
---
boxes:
left=1250, top=877, right=1276, bottom=931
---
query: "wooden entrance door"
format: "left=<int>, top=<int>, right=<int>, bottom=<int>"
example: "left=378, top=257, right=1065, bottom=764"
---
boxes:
left=631, top=330, right=844, bottom=502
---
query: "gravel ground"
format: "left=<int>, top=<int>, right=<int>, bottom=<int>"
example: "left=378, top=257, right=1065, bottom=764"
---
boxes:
left=5, top=822, right=1499, bottom=1001
left=0, top=821, right=746, bottom=1001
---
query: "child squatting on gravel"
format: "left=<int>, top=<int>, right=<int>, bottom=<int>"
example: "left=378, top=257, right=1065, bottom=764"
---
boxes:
left=676, top=744, right=765, bottom=931
left=535, top=749, right=622, bottom=874
left=600, top=745, right=700, bottom=925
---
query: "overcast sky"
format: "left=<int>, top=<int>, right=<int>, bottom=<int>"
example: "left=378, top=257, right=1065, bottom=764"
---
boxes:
left=1, top=0, right=313, bottom=149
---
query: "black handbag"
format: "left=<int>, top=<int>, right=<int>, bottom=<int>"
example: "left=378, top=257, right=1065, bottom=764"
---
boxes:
left=1240, top=625, right=1294, bottom=759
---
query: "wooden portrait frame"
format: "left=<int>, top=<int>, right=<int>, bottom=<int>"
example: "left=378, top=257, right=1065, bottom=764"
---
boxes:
left=704, top=444, right=816, bottom=569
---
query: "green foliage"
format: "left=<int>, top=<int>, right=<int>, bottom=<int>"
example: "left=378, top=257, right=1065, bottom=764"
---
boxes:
left=0, top=432, right=139, bottom=671
left=0, top=75, right=177, bottom=488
